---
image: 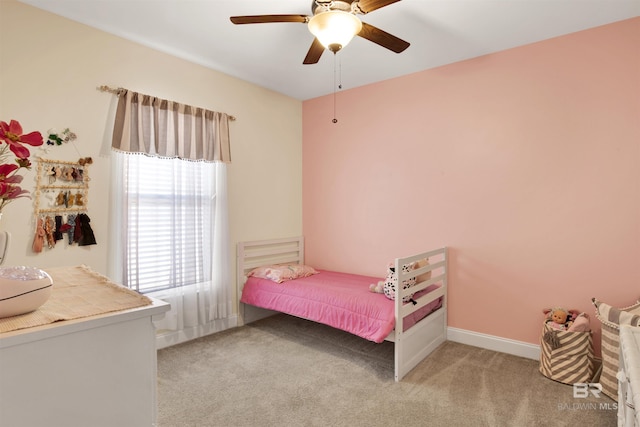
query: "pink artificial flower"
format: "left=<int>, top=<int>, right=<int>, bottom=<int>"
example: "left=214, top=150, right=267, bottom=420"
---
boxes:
left=0, top=182, right=29, bottom=200
left=0, top=163, right=20, bottom=181
left=0, top=119, right=44, bottom=159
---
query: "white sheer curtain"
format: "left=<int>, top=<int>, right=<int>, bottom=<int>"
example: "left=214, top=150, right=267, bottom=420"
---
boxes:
left=109, top=153, right=232, bottom=346
left=108, top=89, right=233, bottom=347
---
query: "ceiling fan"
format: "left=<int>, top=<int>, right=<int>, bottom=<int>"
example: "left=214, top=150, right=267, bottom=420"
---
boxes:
left=230, top=0, right=410, bottom=65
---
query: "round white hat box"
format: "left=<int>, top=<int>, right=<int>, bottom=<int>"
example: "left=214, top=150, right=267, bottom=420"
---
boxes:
left=0, top=266, right=53, bottom=318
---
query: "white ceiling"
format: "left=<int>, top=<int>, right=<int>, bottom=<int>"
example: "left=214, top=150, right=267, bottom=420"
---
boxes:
left=19, top=0, right=639, bottom=101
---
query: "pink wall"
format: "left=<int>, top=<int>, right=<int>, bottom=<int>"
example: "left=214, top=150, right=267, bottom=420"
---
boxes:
left=302, top=18, right=640, bottom=353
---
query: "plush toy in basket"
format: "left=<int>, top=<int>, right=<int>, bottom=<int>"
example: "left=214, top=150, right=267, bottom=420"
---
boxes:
left=543, top=307, right=591, bottom=332
left=539, top=306, right=595, bottom=385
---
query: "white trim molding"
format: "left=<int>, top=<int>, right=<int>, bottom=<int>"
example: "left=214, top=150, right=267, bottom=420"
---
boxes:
left=447, top=326, right=540, bottom=360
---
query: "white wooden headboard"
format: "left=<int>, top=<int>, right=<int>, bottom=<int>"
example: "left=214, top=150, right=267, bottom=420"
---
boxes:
left=236, top=236, right=305, bottom=293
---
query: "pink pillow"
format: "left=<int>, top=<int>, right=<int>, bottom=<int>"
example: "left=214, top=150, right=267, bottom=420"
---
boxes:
left=248, top=264, right=318, bottom=283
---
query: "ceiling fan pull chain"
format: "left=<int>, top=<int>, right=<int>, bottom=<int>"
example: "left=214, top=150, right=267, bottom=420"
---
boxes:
left=332, top=53, right=344, bottom=124
left=332, top=53, right=338, bottom=123
left=338, top=54, right=343, bottom=90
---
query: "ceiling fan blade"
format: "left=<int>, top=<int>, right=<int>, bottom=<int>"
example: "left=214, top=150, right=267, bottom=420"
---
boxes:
left=230, top=15, right=308, bottom=25
left=356, top=0, right=401, bottom=14
left=358, top=22, right=409, bottom=53
left=303, top=38, right=325, bottom=65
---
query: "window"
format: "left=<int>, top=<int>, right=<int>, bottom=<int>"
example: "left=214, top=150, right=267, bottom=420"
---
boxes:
left=107, top=88, right=232, bottom=345
left=121, top=153, right=215, bottom=294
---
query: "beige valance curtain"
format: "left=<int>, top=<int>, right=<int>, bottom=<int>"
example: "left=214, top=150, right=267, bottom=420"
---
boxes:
left=111, top=89, right=231, bottom=163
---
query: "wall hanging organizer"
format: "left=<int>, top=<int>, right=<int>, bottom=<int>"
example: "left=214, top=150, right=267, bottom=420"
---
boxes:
left=32, top=157, right=97, bottom=252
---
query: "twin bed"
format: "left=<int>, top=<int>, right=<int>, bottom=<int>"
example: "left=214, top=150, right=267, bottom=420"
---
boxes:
left=237, top=236, right=448, bottom=381
left=237, top=237, right=448, bottom=381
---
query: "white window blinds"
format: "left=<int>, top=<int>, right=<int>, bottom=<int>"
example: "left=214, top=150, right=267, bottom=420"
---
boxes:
left=122, top=153, right=214, bottom=294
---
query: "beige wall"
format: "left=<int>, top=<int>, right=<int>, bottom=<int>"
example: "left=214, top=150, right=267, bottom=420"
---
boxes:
left=0, top=1, right=303, bottom=302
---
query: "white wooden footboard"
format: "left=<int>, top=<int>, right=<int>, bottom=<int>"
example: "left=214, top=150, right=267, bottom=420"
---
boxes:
left=391, top=247, right=448, bottom=381
left=237, top=237, right=448, bottom=381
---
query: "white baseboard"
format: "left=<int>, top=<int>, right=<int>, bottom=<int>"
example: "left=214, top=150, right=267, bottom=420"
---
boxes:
left=447, top=326, right=540, bottom=360
left=154, top=316, right=540, bottom=360
left=155, top=315, right=238, bottom=350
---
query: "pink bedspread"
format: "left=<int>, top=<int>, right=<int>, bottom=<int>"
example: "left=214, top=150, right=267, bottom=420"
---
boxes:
left=240, top=269, right=442, bottom=343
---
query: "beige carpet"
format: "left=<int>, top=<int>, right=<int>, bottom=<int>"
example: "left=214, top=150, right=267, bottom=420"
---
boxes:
left=157, top=314, right=617, bottom=427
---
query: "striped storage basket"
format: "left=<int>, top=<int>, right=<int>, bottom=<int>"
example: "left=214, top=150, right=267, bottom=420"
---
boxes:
left=593, top=298, right=640, bottom=401
left=539, top=322, right=594, bottom=385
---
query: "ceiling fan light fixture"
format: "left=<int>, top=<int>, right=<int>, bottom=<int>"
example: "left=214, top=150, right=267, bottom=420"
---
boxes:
left=308, top=10, right=362, bottom=53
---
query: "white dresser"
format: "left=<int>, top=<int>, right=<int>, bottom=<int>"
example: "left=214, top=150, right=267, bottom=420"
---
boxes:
left=0, top=299, right=169, bottom=427
left=619, top=324, right=640, bottom=427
